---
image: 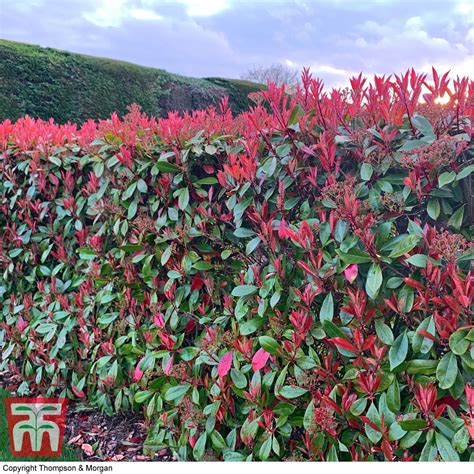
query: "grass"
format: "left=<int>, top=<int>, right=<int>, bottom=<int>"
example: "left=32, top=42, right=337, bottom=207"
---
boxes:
left=0, top=40, right=263, bottom=123
left=0, top=387, right=81, bottom=461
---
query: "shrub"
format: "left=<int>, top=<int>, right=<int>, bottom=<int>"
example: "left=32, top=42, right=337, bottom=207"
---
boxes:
left=0, top=69, right=473, bottom=462
left=0, top=39, right=263, bottom=123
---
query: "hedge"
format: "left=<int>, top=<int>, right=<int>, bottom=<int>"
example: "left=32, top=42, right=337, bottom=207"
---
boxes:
left=0, top=40, right=263, bottom=123
left=0, top=68, right=473, bottom=461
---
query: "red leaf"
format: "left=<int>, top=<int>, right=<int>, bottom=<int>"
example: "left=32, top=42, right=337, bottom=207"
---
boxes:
left=329, top=337, right=357, bottom=353
left=297, top=260, right=319, bottom=279
left=251, top=348, right=270, bottom=371
left=153, top=312, right=165, bottom=328
left=164, top=355, right=174, bottom=375
left=133, top=359, right=144, bottom=382
left=360, top=416, right=381, bottom=433
left=418, top=330, right=436, bottom=341
left=404, top=277, right=424, bottom=290
left=344, top=264, right=358, bottom=283
left=72, top=386, right=85, bottom=398
left=218, top=351, right=233, bottom=378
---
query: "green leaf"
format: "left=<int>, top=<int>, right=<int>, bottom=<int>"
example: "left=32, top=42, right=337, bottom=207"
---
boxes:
left=412, top=316, right=435, bottom=354
left=322, top=320, right=345, bottom=339
left=164, top=384, right=190, bottom=401
left=334, top=220, right=348, bottom=242
left=319, top=293, right=334, bottom=322
left=120, top=244, right=143, bottom=253
left=48, top=155, right=61, bottom=166
left=221, top=249, right=232, bottom=260
left=259, top=336, right=279, bottom=355
left=387, top=378, right=401, bottom=412
left=122, top=182, right=137, bottom=200
left=233, top=227, right=255, bottom=238
left=239, top=318, right=264, bottom=336
left=400, top=431, right=422, bottom=449
left=288, top=104, right=304, bottom=126
left=420, top=439, right=438, bottom=461
left=412, top=114, right=434, bottom=137
left=438, top=171, right=456, bottom=188
left=365, top=403, right=382, bottom=443
left=456, top=164, right=474, bottom=180
left=303, top=400, right=315, bottom=431
left=193, top=432, right=207, bottom=461
left=449, top=330, right=469, bottom=356
left=405, top=254, right=427, bottom=268
left=399, top=419, right=428, bottom=431
left=406, top=359, right=438, bottom=375
left=375, top=318, right=394, bottom=345
left=427, top=198, right=440, bottom=220
left=259, top=435, right=272, bottom=460
left=435, top=432, right=460, bottom=462
left=436, top=351, right=458, bottom=389
left=196, top=177, right=218, bottom=185
left=246, top=236, right=261, bottom=255
left=387, top=234, right=420, bottom=258
left=389, top=332, right=408, bottom=371
left=350, top=398, right=367, bottom=416
left=193, top=261, right=213, bottom=271
left=276, top=144, right=291, bottom=158
left=127, top=200, right=137, bottom=219
left=231, top=285, right=258, bottom=297
left=360, top=162, right=373, bottom=181
left=137, top=179, right=147, bottom=193
left=161, top=246, right=172, bottom=265
left=270, top=291, right=281, bottom=309
left=337, top=248, right=372, bottom=264
left=230, top=369, right=247, bottom=389
left=279, top=385, right=308, bottom=399
left=210, top=430, right=227, bottom=450
left=452, top=426, right=469, bottom=453
left=178, top=188, right=189, bottom=210
left=365, top=263, right=383, bottom=299
left=327, top=444, right=338, bottom=461
left=399, top=139, right=426, bottom=151
left=134, top=390, right=153, bottom=403
left=154, top=160, right=180, bottom=173
left=447, top=205, right=464, bottom=229
left=79, top=249, right=97, bottom=260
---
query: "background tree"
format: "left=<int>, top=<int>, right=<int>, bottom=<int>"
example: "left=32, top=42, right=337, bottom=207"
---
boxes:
left=241, top=63, right=299, bottom=91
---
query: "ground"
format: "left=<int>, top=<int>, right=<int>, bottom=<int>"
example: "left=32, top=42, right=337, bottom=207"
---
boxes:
left=0, top=374, right=174, bottom=462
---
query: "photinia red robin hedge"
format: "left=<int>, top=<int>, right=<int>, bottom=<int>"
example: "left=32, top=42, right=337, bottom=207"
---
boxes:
left=0, top=68, right=473, bottom=461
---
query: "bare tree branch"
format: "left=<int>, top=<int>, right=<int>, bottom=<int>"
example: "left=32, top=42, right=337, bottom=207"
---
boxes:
left=241, top=63, right=299, bottom=91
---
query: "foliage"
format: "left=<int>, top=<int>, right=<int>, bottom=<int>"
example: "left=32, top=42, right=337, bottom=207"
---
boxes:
left=0, top=68, right=473, bottom=462
left=0, top=40, right=262, bottom=123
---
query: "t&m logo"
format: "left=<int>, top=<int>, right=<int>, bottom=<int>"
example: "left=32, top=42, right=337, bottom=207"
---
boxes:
left=3, top=397, right=68, bottom=457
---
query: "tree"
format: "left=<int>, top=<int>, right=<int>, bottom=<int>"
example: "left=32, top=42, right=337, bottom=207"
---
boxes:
left=241, top=63, right=299, bottom=91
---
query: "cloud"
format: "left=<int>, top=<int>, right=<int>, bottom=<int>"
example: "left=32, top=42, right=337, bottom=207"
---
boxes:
left=177, top=0, right=230, bottom=17
left=0, top=0, right=472, bottom=88
left=129, top=8, right=162, bottom=21
left=81, top=0, right=229, bottom=27
left=82, top=0, right=127, bottom=27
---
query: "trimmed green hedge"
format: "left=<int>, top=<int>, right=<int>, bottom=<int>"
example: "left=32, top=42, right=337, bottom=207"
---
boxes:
left=0, top=40, right=263, bottom=123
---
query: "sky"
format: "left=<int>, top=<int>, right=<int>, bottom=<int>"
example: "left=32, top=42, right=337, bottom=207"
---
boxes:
left=1, top=0, right=473, bottom=87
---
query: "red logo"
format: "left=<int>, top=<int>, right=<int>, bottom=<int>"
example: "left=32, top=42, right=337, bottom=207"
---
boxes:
left=3, top=397, right=68, bottom=457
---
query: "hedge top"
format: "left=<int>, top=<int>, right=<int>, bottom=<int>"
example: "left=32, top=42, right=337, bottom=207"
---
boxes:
left=0, top=39, right=264, bottom=123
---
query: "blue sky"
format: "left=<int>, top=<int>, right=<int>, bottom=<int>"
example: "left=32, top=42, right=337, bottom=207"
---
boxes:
left=2, top=0, right=473, bottom=87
